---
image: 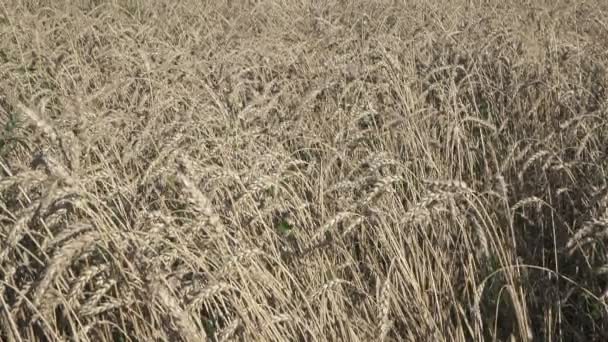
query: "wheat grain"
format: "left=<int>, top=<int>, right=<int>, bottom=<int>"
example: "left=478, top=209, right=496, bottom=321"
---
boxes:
left=16, top=102, right=58, bottom=143
left=0, top=170, right=47, bottom=192
left=29, top=231, right=99, bottom=309
left=218, top=248, right=265, bottom=276
left=378, top=275, right=392, bottom=341
left=0, top=205, right=36, bottom=266
left=2, top=2, right=607, bottom=341
left=68, top=264, right=109, bottom=302
left=80, top=299, right=126, bottom=317
left=511, top=196, right=545, bottom=211
left=423, top=179, right=472, bottom=194
left=312, top=279, right=350, bottom=298
left=518, top=150, right=550, bottom=181
left=80, top=278, right=117, bottom=315
left=364, top=176, right=402, bottom=204
left=149, top=274, right=207, bottom=341
left=44, top=223, right=93, bottom=253
left=175, top=160, right=225, bottom=235
left=187, top=282, right=235, bottom=308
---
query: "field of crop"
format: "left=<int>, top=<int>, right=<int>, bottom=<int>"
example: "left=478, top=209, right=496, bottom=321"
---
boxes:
left=1, top=0, right=608, bottom=341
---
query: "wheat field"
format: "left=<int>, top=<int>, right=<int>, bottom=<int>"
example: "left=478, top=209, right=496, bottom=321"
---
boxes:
left=1, top=0, right=608, bottom=341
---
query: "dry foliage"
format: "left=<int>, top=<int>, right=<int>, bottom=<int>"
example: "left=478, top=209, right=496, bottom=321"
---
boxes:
left=2, top=0, right=608, bottom=341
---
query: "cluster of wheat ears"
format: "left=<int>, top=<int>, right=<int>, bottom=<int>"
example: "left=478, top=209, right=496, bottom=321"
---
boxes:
left=1, top=0, right=608, bottom=341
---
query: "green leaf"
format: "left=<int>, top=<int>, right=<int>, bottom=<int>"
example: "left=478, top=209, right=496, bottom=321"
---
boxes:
left=203, top=318, right=217, bottom=337
left=278, top=220, right=293, bottom=234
